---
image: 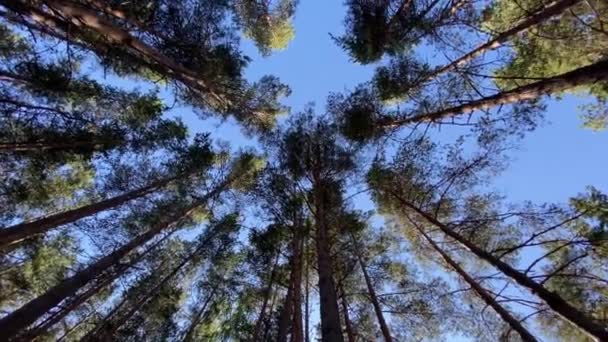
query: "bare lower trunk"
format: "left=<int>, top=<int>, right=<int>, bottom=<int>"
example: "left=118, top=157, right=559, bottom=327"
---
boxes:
left=382, top=59, right=608, bottom=128
left=313, top=176, right=345, bottom=342
left=277, top=251, right=296, bottom=342
left=251, top=253, right=280, bottom=341
left=0, top=175, right=178, bottom=248
left=406, top=215, right=539, bottom=342
left=389, top=190, right=608, bottom=341
left=340, top=289, right=356, bottom=342
left=0, top=140, right=107, bottom=152
left=304, top=234, right=310, bottom=342
left=292, top=234, right=304, bottom=342
left=351, top=234, right=393, bottom=342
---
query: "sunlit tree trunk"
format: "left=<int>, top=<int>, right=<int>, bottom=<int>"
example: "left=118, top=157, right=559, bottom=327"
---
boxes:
left=416, top=0, right=581, bottom=86
left=405, top=214, right=539, bottom=342
left=351, top=234, right=393, bottom=342
left=0, top=174, right=180, bottom=248
left=380, top=59, right=608, bottom=128
left=388, top=190, right=608, bottom=341
left=0, top=181, right=228, bottom=339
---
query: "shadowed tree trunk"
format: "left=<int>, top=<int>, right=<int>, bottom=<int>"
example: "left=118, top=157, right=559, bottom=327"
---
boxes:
left=388, top=190, right=608, bottom=342
left=252, top=252, right=280, bottom=341
left=313, top=173, right=345, bottom=342
left=0, top=174, right=180, bottom=248
left=380, top=59, right=608, bottom=128
left=339, top=287, right=356, bottom=342
left=405, top=214, right=539, bottom=342
left=292, top=232, right=304, bottom=342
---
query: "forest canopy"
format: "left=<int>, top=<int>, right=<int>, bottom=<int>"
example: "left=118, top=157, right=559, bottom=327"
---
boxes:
left=0, top=0, right=607, bottom=341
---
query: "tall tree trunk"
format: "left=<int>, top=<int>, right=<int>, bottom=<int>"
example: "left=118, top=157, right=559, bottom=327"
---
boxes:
left=313, top=175, right=345, bottom=342
left=292, top=233, right=304, bottom=342
left=264, top=286, right=280, bottom=341
left=0, top=180, right=228, bottom=340
left=388, top=190, right=608, bottom=342
left=350, top=234, right=393, bottom=342
left=0, top=174, right=179, bottom=249
left=381, top=59, right=608, bottom=128
left=304, top=233, right=310, bottom=342
left=278, top=232, right=300, bottom=342
left=0, top=0, right=225, bottom=106
left=251, top=252, right=280, bottom=342
left=413, top=0, right=581, bottom=87
left=182, top=288, right=217, bottom=342
left=405, top=215, right=539, bottom=342
left=340, top=288, right=356, bottom=342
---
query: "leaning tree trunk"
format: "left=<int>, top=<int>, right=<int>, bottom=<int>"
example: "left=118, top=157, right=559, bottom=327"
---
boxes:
left=251, top=252, right=280, bottom=342
left=381, top=59, right=608, bottom=128
left=0, top=180, right=228, bottom=340
left=0, top=140, right=109, bottom=152
left=389, top=190, right=608, bottom=342
left=413, top=0, right=581, bottom=87
left=86, top=229, right=220, bottom=342
left=340, top=288, right=356, bottom=342
left=182, top=287, right=217, bottom=342
left=0, top=174, right=180, bottom=248
left=351, top=234, right=393, bottom=342
left=406, top=215, right=539, bottom=342
left=313, top=174, right=345, bottom=342
left=0, top=0, right=225, bottom=106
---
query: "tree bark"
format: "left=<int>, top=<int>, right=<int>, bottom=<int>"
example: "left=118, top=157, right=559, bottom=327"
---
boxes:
left=413, top=0, right=581, bottom=88
left=292, top=233, right=304, bottom=342
left=278, top=232, right=301, bottom=342
left=381, top=59, right=608, bottom=128
left=351, top=234, right=393, bottom=342
left=251, top=252, right=280, bottom=342
left=313, top=174, right=345, bottom=342
left=0, top=174, right=179, bottom=248
left=340, top=289, right=356, bottom=342
left=0, top=0, right=225, bottom=107
left=0, top=179, right=228, bottom=340
left=405, top=214, right=539, bottom=342
left=304, top=233, right=310, bottom=342
left=0, top=140, right=108, bottom=152
left=388, top=190, right=608, bottom=342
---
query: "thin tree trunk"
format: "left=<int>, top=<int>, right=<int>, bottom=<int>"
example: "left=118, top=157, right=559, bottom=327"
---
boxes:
left=313, top=175, right=345, bottom=342
left=350, top=234, right=393, bottom=342
left=263, top=286, right=279, bottom=341
left=292, top=233, right=304, bottom=342
left=0, top=174, right=179, bottom=248
left=413, top=0, right=581, bottom=88
left=0, top=180, right=228, bottom=340
left=86, top=223, right=224, bottom=342
left=405, top=214, right=539, bottom=342
left=340, top=289, right=356, bottom=342
left=182, top=288, right=217, bottom=342
left=0, top=140, right=108, bottom=152
left=251, top=252, right=280, bottom=341
left=388, top=190, right=608, bottom=342
left=278, top=233, right=299, bottom=342
left=381, top=59, right=608, bottom=128
left=304, top=233, right=310, bottom=342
